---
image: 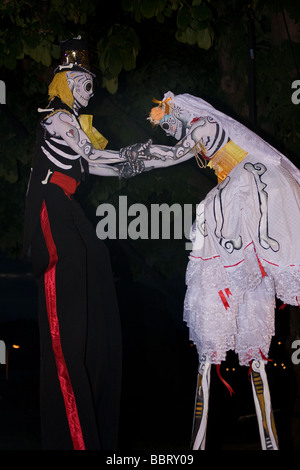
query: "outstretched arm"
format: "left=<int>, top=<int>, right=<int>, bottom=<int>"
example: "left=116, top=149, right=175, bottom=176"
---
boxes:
left=131, top=117, right=220, bottom=175
left=43, top=111, right=127, bottom=177
left=140, top=126, right=204, bottom=171
left=45, top=111, right=121, bottom=162
left=44, top=111, right=151, bottom=177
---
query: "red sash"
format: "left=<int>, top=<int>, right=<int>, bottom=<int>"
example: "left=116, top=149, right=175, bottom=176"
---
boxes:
left=50, top=171, right=80, bottom=199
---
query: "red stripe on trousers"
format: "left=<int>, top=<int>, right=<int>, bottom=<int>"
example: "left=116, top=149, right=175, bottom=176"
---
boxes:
left=40, top=200, right=85, bottom=450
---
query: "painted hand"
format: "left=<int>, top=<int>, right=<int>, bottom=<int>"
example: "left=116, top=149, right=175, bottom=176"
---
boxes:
left=120, top=139, right=152, bottom=162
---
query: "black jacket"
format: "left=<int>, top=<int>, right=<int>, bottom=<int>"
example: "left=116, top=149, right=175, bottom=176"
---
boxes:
left=23, top=98, right=88, bottom=256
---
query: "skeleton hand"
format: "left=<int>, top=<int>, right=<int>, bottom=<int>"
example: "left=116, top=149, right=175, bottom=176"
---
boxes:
left=119, top=139, right=152, bottom=162
left=116, top=160, right=146, bottom=179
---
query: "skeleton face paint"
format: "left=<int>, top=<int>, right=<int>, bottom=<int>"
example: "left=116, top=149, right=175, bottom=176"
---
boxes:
left=159, top=114, right=183, bottom=140
left=66, top=71, right=94, bottom=110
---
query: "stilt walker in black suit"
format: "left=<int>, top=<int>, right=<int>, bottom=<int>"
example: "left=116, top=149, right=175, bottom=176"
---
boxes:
left=24, top=37, right=148, bottom=450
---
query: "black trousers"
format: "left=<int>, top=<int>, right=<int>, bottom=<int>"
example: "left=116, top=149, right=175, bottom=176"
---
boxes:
left=31, top=184, right=122, bottom=450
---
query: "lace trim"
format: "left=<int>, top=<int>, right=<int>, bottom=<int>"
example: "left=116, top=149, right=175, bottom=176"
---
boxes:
left=184, top=242, right=300, bottom=366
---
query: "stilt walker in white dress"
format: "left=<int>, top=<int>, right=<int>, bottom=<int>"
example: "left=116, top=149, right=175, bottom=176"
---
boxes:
left=127, top=91, right=300, bottom=450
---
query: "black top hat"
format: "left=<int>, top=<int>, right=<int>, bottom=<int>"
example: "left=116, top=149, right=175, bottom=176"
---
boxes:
left=55, top=36, right=95, bottom=76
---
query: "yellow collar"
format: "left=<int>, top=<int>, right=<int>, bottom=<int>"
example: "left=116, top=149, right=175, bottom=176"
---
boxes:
left=78, top=114, right=108, bottom=149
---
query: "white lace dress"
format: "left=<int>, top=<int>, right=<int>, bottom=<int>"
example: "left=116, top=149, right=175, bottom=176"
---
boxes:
left=172, top=93, right=300, bottom=366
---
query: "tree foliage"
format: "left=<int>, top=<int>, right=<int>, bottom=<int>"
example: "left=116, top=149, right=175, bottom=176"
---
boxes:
left=0, top=0, right=299, bottom=282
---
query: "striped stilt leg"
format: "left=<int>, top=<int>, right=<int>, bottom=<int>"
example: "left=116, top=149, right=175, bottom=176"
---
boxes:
left=251, top=360, right=279, bottom=450
left=191, top=362, right=211, bottom=450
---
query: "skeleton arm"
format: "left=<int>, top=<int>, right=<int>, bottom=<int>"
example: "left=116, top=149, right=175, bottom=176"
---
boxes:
left=141, top=125, right=206, bottom=170
left=44, top=111, right=128, bottom=176
left=114, top=122, right=211, bottom=178
left=115, top=139, right=196, bottom=179
left=128, top=117, right=227, bottom=176
left=142, top=142, right=194, bottom=169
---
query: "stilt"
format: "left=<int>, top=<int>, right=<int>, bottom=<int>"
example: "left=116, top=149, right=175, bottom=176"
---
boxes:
left=251, top=360, right=279, bottom=450
left=191, top=362, right=211, bottom=450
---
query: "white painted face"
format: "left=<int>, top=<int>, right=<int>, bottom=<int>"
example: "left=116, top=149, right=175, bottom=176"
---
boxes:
left=159, top=113, right=184, bottom=140
left=159, top=114, right=178, bottom=137
left=159, top=106, right=192, bottom=140
left=66, top=71, right=94, bottom=109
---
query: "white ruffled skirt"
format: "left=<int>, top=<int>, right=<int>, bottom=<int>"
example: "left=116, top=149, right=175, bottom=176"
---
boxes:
left=184, top=153, right=300, bottom=366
